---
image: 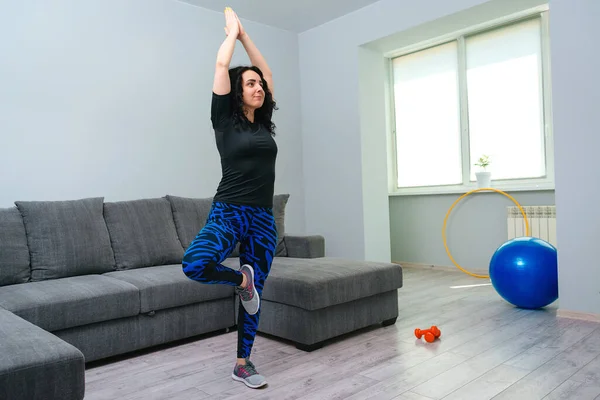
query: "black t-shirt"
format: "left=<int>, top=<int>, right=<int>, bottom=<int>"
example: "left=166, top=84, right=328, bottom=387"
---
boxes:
left=210, top=92, right=278, bottom=208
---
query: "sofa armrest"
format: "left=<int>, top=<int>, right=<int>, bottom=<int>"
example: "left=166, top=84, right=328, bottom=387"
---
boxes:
left=283, top=235, right=325, bottom=258
left=0, top=309, right=85, bottom=400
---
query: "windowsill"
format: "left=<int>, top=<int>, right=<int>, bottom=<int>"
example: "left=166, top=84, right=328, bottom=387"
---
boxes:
left=389, top=180, right=555, bottom=196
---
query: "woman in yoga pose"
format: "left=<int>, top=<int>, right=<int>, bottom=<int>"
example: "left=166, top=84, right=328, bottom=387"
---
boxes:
left=181, top=7, right=278, bottom=389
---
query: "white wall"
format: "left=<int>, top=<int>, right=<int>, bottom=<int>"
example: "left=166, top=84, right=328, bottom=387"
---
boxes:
left=358, top=46, right=391, bottom=262
left=550, top=0, right=600, bottom=315
left=0, top=0, right=305, bottom=234
left=390, top=191, right=555, bottom=269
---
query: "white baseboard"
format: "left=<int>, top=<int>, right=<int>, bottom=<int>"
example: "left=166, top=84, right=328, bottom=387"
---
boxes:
left=557, top=309, right=600, bottom=323
left=394, top=261, right=488, bottom=275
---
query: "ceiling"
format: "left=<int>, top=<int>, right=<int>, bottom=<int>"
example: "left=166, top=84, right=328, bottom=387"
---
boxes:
left=175, top=0, right=382, bottom=33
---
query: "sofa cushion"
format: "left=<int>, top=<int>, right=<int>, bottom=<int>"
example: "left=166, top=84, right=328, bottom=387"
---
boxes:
left=0, top=309, right=85, bottom=400
left=166, top=193, right=290, bottom=257
left=166, top=194, right=244, bottom=257
left=0, top=207, right=30, bottom=286
left=233, top=257, right=403, bottom=310
left=104, top=198, right=184, bottom=270
left=104, top=265, right=234, bottom=313
left=166, top=195, right=213, bottom=249
left=0, top=275, right=140, bottom=331
left=14, top=197, right=116, bottom=281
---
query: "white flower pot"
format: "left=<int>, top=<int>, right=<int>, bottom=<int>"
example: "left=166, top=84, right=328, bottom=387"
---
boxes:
left=476, top=171, right=491, bottom=188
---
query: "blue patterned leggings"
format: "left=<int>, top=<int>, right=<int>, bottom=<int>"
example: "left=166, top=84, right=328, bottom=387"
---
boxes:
left=182, top=201, right=277, bottom=359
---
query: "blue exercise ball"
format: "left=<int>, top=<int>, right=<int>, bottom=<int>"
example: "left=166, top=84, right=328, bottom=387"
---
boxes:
left=489, top=236, right=558, bottom=309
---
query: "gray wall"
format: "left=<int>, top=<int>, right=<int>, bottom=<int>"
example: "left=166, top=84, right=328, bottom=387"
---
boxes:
left=0, top=0, right=306, bottom=234
left=2, top=0, right=597, bottom=316
left=550, top=0, right=600, bottom=315
left=298, top=0, right=548, bottom=261
left=299, top=0, right=600, bottom=316
left=390, top=191, right=555, bottom=270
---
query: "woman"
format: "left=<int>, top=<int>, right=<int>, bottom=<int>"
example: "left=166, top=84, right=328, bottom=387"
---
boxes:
left=181, top=7, right=277, bottom=389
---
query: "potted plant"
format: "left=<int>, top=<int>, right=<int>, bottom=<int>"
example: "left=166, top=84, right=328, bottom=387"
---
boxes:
left=474, top=155, right=491, bottom=188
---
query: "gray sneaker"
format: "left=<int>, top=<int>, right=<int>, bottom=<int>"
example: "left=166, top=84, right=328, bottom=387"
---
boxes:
left=232, top=359, right=267, bottom=388
left=235, top=264, right=259, bottom=315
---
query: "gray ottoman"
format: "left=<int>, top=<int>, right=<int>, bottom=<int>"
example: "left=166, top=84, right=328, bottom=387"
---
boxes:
left=256, top=257, right=403, bottom=351
left=0, top=309, right=85, bottom=400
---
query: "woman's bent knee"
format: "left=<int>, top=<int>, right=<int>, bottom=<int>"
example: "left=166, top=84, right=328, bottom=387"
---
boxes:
left=182, top=254, right=216, bottom=282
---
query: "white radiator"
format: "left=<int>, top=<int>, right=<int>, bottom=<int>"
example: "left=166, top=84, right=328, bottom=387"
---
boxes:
left=507, top=205, right=557, bottom=248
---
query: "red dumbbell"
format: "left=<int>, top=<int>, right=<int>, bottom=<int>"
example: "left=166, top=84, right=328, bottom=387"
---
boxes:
left=414, top=325, right=441, bottom=343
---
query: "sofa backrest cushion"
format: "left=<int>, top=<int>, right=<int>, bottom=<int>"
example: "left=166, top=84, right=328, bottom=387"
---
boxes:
left=14, top=197, right=116, bottom=281
left=166, top=193, right=290, bottom=257
left=166, top=195, right=213, bottom=250
left=166, top=194, right=245, bottom=257
left=103, top=198, right=184, bottom=270
left=0, top=207, right=31, bottom=286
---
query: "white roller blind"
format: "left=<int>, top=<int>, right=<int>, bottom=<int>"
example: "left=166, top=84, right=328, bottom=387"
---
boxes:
left=392, top=41, right=462, bottom=188
left=466, top=18, right=546, bottom=181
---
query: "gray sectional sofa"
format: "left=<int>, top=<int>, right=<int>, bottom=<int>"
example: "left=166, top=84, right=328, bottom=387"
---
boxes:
left=0, top=194, right=403, bottom=400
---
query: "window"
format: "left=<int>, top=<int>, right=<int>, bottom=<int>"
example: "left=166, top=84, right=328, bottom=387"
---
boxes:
left=389, top=13, right=553, bottom=194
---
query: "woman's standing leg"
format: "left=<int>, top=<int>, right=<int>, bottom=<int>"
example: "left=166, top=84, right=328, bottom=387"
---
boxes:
left=231, top=207, right=277, bottom=388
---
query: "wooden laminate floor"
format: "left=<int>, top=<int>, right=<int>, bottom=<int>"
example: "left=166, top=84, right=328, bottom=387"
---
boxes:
left=84, top=266, right=600, bottom=400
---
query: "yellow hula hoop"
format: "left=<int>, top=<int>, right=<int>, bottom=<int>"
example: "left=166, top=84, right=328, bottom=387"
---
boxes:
left=442, top=187, right=530, bottom=279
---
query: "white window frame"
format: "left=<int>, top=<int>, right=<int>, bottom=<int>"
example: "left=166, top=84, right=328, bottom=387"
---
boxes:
left=386, top=5, right=554, bottom=196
